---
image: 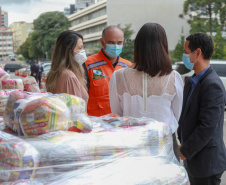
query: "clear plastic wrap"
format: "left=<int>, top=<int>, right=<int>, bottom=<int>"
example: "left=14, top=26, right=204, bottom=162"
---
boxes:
left=0, top=90, right=21, bottom=117
left=3, top=91, right=51, bottom=131
left=0, top=131, right=40, bottom=182
left=0, top=79, right=24, bottom=91
left=22, top=77, right=41, bottom=93
left=0, top=68, right=10, bottom=81
left=1, top=179, right=43, bottom=185
left=0, top=116, right=189, bottom=184
left=3, top=92, right=92, bottom=136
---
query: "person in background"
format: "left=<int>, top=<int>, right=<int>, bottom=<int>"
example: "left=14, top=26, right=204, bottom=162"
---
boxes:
left=37, top=60, right=43, bottom=89
left=109, top=23, right=184, bottom=161
left=30, top=60, right=38, bottom=82
left=46, top=30, right=88, bottom=104
left=178, top=32, right=226, bottom=185
left=83, top=25, right=132, bottom=116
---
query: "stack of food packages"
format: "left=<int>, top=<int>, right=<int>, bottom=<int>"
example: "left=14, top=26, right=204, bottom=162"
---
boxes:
left=22, top=77, right=41, bottom=93
left=0, top=68, right=42, bottom=117
left=0, top=68, right=10, bottom=81
left=0, top=91, right=189, bottom=184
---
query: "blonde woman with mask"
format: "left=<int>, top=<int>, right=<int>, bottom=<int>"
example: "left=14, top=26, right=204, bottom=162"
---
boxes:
left=46, top=30, right=88, bottom=103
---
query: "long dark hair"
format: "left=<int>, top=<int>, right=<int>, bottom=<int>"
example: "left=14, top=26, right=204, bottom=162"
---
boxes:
left=133, top=23, right=172, bottom=77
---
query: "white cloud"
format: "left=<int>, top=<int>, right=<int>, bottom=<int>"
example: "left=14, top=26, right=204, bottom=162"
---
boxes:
left=1, top=0, right=75, bottom=25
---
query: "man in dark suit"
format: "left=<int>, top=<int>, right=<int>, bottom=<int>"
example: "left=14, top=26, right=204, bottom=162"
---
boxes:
left=178, top=32, right=226, bottom=185
left=30, top=60, right=38, bottom=82
left=37, top=60, right=44, bottom=88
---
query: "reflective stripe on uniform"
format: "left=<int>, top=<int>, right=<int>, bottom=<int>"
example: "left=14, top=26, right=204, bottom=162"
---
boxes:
left=117, top=62, right=130, bottom=68
left=88, top=60, right=108, bottom=70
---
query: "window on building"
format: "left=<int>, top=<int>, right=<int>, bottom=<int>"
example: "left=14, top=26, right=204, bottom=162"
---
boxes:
left=71, top=7, right=106, bottom=26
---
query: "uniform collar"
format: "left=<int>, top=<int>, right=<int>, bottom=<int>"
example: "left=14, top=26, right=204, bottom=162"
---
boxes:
left=101, top=48, right=119, bottom=67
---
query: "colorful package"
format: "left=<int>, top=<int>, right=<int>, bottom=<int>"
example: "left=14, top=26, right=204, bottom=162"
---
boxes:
left=0, top=68, right=10, bottom=81
left=0, top=131, right=40, bottom=183
left=0, top=79, right=24, bottom=91
left=13, top=93, right=92, bottom=136
left=3, top=91, right=51, bottom=131
left=22, top=77, right=40, bottom=93
left=0, top=106, right=5, bottom=116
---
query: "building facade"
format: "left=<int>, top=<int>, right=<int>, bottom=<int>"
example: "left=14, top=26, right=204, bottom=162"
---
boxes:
left=68, top=0, right=190, bottom=55
left=0, top=27, right=13, bottom=57
left=64, top=4, right=76, bottom=16
left=68, top=0, right=107, bottom=54
left=9, top=22, right=33, bottom=52
left=0, top=7, right=8, bottom=28
left=75, top=0, right=96, bottom=12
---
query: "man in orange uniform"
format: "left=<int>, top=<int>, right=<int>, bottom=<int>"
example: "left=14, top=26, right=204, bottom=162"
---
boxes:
left=83, top=25, right=132, bottom=116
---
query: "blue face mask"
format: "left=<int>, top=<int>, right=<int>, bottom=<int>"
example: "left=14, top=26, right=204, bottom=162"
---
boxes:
left=105, top=44, right=123, bottom=58
left=182, top=53, right=194, bottom=70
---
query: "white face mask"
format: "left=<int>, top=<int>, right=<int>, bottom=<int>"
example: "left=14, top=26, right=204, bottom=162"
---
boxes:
left=74, top=50, right=87, bottom=65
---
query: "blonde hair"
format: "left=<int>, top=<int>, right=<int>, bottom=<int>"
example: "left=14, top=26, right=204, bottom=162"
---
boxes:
left=46, top=30, right=86, bottom=93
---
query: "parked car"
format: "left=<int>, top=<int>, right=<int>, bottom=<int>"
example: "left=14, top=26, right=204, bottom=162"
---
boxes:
left=17, top=67, right=31, bottom=77
left=41, top=62, right=51, bottom=77
left=3, top=63, right=25, bottom=72
left=8, top=54, right=16, bottom=61
left=175, top=60, right=226, bottom=89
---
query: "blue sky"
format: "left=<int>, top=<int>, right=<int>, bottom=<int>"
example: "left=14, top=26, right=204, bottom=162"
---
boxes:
left=1, top=0, right=75, bottom=25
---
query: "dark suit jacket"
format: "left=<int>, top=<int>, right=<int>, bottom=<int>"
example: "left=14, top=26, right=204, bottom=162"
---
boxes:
left=37, top=65, right=43, bottom=77
left=178, top=66, right=226, bottom=178
left=30, top=64, right=38, bottom=76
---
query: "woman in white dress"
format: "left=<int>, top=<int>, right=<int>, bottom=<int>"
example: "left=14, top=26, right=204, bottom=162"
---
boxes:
left=109, top=23, right=184, bottom=161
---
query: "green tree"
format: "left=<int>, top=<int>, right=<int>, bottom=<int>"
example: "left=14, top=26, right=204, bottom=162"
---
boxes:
left=92, top=41, right=102, bottom=54
left=180, top=0, right=225, bottom=36
left=118, top=24, right=134, bottom=61
left=17, top=36, right=32, bottom=59
left=189, top=17, right=208, bottom=34
left=31, top=11, right=70, bottom=59
left=212, top=28, right=226, bottom=59
left=171, top=35, right=185, bottom=63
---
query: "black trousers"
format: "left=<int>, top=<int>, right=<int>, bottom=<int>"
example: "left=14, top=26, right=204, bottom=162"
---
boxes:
left=172, top=133, right=180, bottom=162
left=188, top=172, right=223, bottom=185
left=37, top=75, right=42, bottom=88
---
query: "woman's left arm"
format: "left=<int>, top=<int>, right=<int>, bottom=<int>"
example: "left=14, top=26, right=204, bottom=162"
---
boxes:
left=172, top=71, right=184, bottom=121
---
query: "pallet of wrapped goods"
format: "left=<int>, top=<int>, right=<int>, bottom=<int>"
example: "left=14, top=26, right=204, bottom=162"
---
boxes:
left=0, top=68, right=10, bottom=81
left=0, top=79, right=24, bottom=91
left=0, top=117, right=189, bottom=184
left=0, top=120, right=173, bottom=182
left=46, top=156, right=189, bottom=185
left=25, top=120, right=174, bottom=178
left=22, top=77, right=41, bottom=93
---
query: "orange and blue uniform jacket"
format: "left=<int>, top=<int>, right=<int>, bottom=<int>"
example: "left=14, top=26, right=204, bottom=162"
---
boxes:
left=83, top=49, right=132, bottom=116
